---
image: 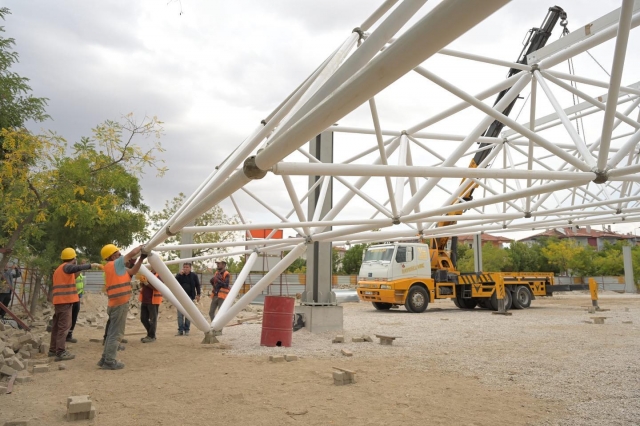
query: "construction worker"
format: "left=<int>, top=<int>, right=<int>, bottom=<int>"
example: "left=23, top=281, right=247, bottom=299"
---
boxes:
left=138, top=268, right=162, bottom=343
left=208, top=260, right=230, bottom=321
left=174, top=262, right=200, bottom=336
left=66, top=270, right=85, bottom=343
left=49, top=248, right=100, bottom=362
left=97, top=244, right=143, bottom=370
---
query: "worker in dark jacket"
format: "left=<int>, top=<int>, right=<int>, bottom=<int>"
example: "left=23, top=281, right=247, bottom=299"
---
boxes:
left=209, top=260, right=230, bottom=321
left=174, top=262, right=200, bottom=336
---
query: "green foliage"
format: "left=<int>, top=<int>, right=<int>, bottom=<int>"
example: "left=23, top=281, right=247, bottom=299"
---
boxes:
left=341, top=244, right=367, bottom=275
left=0, top=8, right=48, bottom=132
left=147, top=192, right=239, bottom=270
left=286, top=257, right=306, bottom=274
left=332, top=248, right=341, bottom=274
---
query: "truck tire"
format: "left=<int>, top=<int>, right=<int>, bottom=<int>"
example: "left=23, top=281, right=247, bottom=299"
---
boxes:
left=490, top=288, right=512, bottom=311
left=512, top=285, right=532, bottom=309
left=453, top=296, right=477, bottom=310
left=372, top=302, right=392, bottom=310
left=478, top=299, right=492, bottom=309
left=405, top=286, right=428, bottom=313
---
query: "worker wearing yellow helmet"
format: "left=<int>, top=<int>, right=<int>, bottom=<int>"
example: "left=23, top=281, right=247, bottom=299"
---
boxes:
left=97, top=244, right=144, bottom=370
left=49, top=248, right=101, bottom=362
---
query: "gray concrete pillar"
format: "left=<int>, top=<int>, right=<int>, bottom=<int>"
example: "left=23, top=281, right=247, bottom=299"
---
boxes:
left=623, top=245, right=636, bottom=293
left=473, top=234, right=483, bottom=272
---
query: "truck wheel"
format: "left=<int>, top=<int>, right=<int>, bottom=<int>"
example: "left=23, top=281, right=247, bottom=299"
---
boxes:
left=372, top=302, right=392, bottom=310
left=478, top=299, right=492, bottom=309
left=405, top=286, right=428, bottom=313
left=512, top=285, right=532, bottom=309
left=490, top=288, right=512, bottom=311
left=453, top=296, right=477, bottom=310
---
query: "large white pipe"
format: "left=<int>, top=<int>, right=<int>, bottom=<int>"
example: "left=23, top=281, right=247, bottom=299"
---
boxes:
left=271, top=162, right=592, bottom=180
left=598, top=0, right=636, bottom=171
left=147, top=252, right=211, bottom=332
left=138, top=265, right=193, bottom=324
left=210, top=243, right=306, bottom=330
left=254, top=0, right=511, bottom=171
left=215, top=251, right=259, bottom=321
left=156, top=237, right=306, bottom=252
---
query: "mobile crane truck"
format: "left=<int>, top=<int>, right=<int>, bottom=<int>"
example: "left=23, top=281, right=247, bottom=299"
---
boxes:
left=357, top=6, right=593, bottom=312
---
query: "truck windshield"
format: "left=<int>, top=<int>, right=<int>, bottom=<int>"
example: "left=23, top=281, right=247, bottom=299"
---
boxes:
left=363, top=248, right=394, bottom=262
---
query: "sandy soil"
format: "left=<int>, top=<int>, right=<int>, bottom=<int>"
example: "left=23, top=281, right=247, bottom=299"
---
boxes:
left=1, top=292, right=638, bottom=426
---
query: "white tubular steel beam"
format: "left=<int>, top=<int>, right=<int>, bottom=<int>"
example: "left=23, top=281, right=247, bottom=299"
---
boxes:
left=147, top=252, right=210, bottom=332
left=272, top=162, right=592, bottom=180
left=335, top=126, right=503, bottom=144
left=540, top=72, right=640, bottom=130
left=598, top=0, right=636, bottom=171
left=215, top=251, right=259, bottom=321
left=369, top=97, right=398, bottom=216
left=281, top=175, right=310, bottom=235
left=211, top=243, right=306, bottom=331
left=533, top=70, right=596, bottom=168
left=254, top=0, right=510, bottom=171
left=402, top=179, right=591, bottom=223
left=416, top=66, right=592, bottom=172
left=139, top=265, right=193, bottom=323
left=394, top=134, right=409, bottom=210
left=543, top=71, right=640, bottom=96
left=538, top=10, right=640, bottom=70
left=156, top=237, right=306, bottom=252
left=272, top=0, right=428, bottom=141
left=401, top=72, right=532, bottom=214
left=608, top=129, right=640, bottom=168
left=360, top=0, right=400, bottom=31
left=439, top=48, right=530, bottom=71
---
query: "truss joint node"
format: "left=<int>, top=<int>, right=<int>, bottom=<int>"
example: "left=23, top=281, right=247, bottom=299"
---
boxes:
left=616, top=209, right=622, bottom=215
left=530, top=63, right=540, bottom=73
left=165, top=226, right=177, bottom=237
left=392, top=216, right=401, bottom=225
left=305, top=236, right=313, bottom=244
left=592, top=169, right=609, bottom=184
left=352, top=27, right=364, bottom=40
left=524, top=211, right=532, bottom=219
left=400, top=130, right=408, bottom=136
left=260, top=119, right=267, bottom=126
left=243, top=156, right=268, bottom=180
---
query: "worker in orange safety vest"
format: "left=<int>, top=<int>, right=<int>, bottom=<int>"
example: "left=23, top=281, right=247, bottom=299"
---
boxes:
left=138, top=268, right=163, bottom=343
left=49, top=248, right=101, bottom=362
left=208, top=259, right=230, bottom=321
left=97, top=244, right=144, bottom=370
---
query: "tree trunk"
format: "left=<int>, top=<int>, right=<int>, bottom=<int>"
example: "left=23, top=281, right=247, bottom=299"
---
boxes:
left=29, top=274, right=41, bottom=316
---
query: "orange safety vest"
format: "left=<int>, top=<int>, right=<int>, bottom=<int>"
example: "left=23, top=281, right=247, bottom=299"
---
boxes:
left=212, top=270, right=231, bottom=300
left=104, top=260, right=132, bottom=308
left=138, top=275, right=163, bottom=305
left=52, top=263, right=80, bottom=305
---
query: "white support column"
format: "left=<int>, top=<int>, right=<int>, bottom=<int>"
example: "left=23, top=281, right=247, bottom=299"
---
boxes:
left=138, top=265, right=193, bottom=323
left=211, top=243, right=306, bottom=331
left=147, top=252, right=211, bottom=333
left=598, top=0, right=636, bottom=171
left=369, top=97, right=399, bottom=217
left=215, top=251, right=259, bottom=321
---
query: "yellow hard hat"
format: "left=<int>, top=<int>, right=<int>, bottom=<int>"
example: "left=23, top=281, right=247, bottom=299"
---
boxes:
left=61, top=247, right=76, bottom=260
left=101, top=244, right=120, bottom=260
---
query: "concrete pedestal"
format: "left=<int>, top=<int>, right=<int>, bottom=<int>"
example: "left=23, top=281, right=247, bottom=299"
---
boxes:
left=295, top=305, right=343, bottom=333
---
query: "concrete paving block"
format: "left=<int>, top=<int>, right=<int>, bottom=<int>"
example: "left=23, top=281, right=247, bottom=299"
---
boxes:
left=332, top=335, right=344, bottom=344
left=89, top=339, right=101, bottom=343
left=32, top=364, right=49, bottom=373
left=67, top=395, right=92, bottom=414
left=2, top=347, right=15, bottom=358
left=9, top=357, right=25, bottom=371
left=352, top=337, right=365, bottom=343
left=0, top=364, right=17, bottom=377
left=15, top=375, right=32, bottom=383
left=362, top=335, right=373, bottom=342
left=622, top=321, right=633, bottom=324
left=18, top=350, right=30, bottom=359
left=0, top=384, right=8, bottom=394
left=341, top=349, right=353, bottom=357
left=269, top=355, right=285, bottom=363
left=333, top=371, right=345, bottom=386
left=3, top=421, right=30, bottom=425
left=59, top=363, right=67, bottom=370
left=284, top=354, right=298, bottom=362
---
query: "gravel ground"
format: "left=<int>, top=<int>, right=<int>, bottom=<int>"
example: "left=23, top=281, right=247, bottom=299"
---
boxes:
left=223, top=292, right=640, bottom=425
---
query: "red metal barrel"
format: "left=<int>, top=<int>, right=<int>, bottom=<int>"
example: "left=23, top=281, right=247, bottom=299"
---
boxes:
left=260, top=296, right=295, bottom=347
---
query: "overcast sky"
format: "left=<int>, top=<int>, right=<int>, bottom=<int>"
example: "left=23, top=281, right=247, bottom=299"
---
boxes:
left=5, top=0, right=640, bottom=238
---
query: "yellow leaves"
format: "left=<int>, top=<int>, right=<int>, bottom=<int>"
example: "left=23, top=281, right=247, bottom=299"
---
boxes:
left=74, top=186, right=85, bottom=196
left=35, top=211, right=47, bottom=223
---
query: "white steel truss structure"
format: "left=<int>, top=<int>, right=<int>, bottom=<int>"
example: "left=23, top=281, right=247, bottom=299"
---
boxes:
left=138, top=0, right=640, bottom=335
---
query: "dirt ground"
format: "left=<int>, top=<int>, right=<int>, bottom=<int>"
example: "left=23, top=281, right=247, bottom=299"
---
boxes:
left=1, top=293, right=638, bottom=425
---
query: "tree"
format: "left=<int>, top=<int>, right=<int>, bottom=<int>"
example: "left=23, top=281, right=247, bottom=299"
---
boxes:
left=146, top=192, right=239, bottom=270
left=481, top=243, right=509, bottom=272
left=592, top=241, right=625, bottom=276
left=341, top=244, right=367, bottom=275
left=541, top=239, right=584, bottom=276
left=504, top=241, right=543, bottom=272
left=285, top=257, right=306, bottom=273
left=332, top=248, right=342, bottom=274
left=0, top=115, right=165, bottom=273
left=0, top=8, right=48, bottom=132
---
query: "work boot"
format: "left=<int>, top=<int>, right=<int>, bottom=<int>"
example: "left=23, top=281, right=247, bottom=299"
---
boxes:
left=117, top=344, right=125, bottom=351
left=101, top=360, right=125, bottom=370
left=175, top=331, right=184, bottom=336
left=55, top=350, right=75, bottom=362
left=66, top=334, right=77, bottom=343
left=97, top=357, right=105, bottom=367
left=47, top=350, right=56, bottom=357
left=120, top=338, right=128, bottom=344
left=184, top=331, right=190, bottom=336
left=141, top=336, right=156, bottom=343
